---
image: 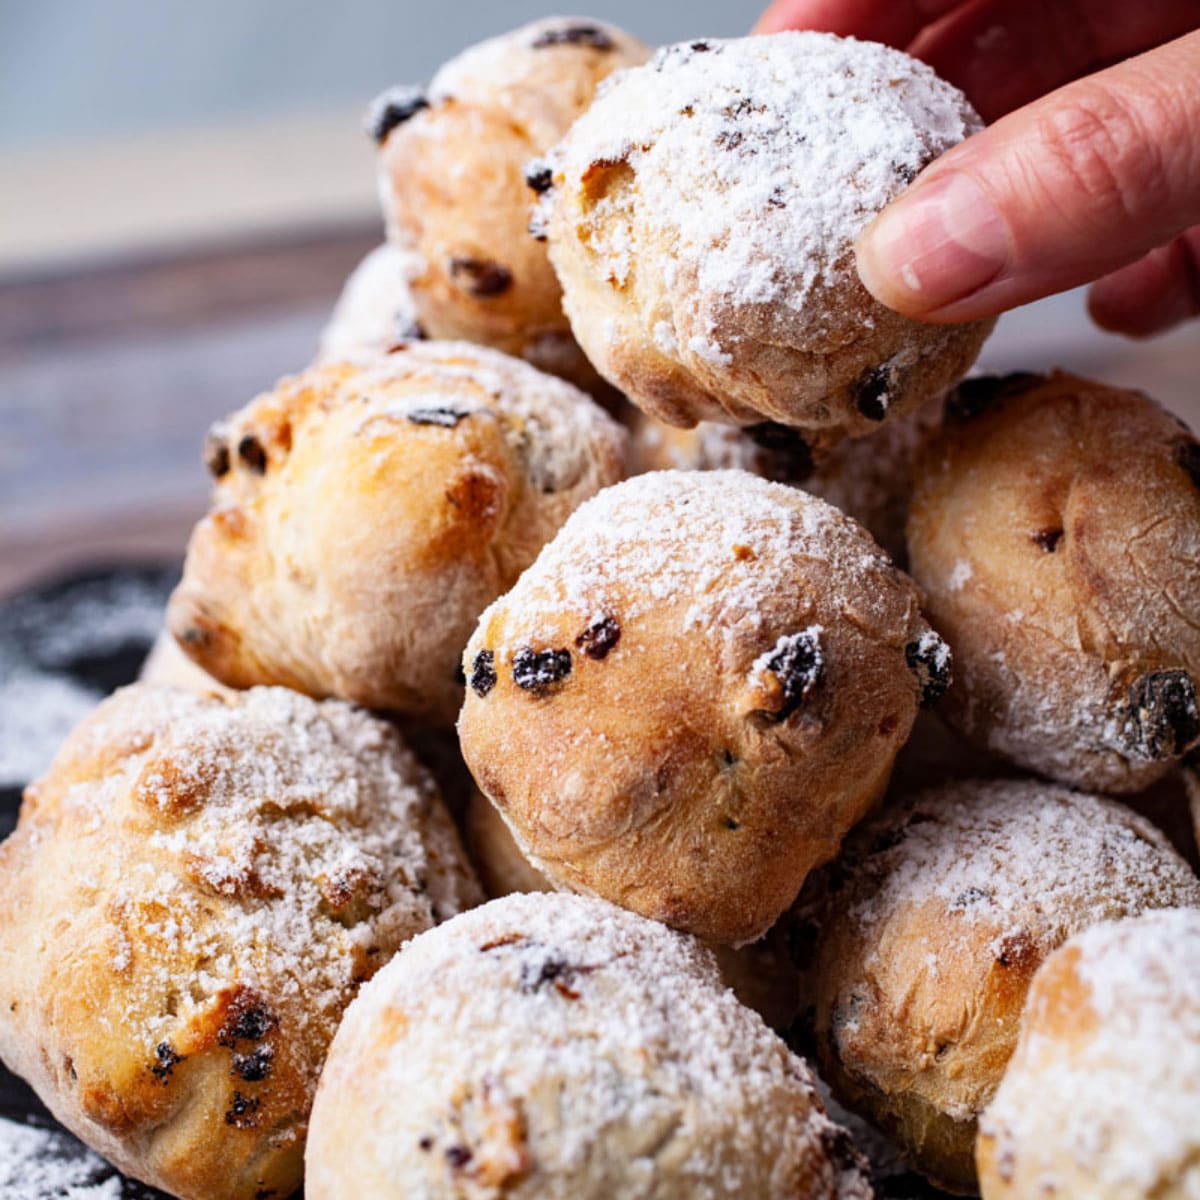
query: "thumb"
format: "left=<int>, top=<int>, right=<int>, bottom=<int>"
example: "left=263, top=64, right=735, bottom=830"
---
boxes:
left=855, top=29, right=1200, bottom=323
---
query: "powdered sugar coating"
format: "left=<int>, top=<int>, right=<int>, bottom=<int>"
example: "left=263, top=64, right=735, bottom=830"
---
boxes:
left=0, top=684, right=480, bottom=1199
left=317, top=243, right=425, bottom=360
left=812, top=778, right=1200, bottom=1191
left=307, top=893, right=871, bottom=1199
left=541, top=32, right=992, bottom=436
left=979, top=908, right=1200, bottom=1199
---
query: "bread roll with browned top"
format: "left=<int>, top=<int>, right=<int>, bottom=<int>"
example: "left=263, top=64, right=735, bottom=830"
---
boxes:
left=0, top=683, right=481, bottom=1200
left=977, top=908, right=1200, bottom=1199
left=371, top=17, right=649, bottom=391
left=168, top=344, right=627, bottom=724
left=458, top=469, right=949, bottom=945
left=811, top=778, right=1200, bottom=1193
left=306, top=893, right=872, bottom=1200
left=536, top=32, right=993, bottom=444
left=907, top=371, right=1200, bottom=792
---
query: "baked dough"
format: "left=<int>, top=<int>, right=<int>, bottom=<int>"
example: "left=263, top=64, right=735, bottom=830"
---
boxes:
left=168, top=344, right=627, bottom=724
left=306, top=892, right=872, bottom=1200
left=811, top=778, right=1200, bottom=1193
left=537, top=32, right=993, bottom=443
left=140, top=628, right=235, bottom=698
left=317, top=243, right=425, bottom=360
left=458, top=469, right=948, bottom=944
left=907, top=370, right=1200, bottom=792
left=627, top=400, right=941, bottom=565
left=0, top=684, right=480, bottom=1200
left=977, top=907, right=1200, bottom=1199
left=371, top=17, right=649, bottom=392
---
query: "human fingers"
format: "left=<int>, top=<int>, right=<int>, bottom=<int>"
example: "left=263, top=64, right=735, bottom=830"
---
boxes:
left=1087, top=227, right=1200, bottom=337
left=752, top=0, right=961, bottom=43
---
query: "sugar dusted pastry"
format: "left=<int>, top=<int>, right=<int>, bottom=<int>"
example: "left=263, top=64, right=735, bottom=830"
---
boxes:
left=168, top=344, right=627, bottom=724
left=537, top=32, right=993, bottom=443
left=371, top=17, right=649, bottom=390
left=908, top=371, right=1200, bottom=792
left=306, top=893, right=871, bottom=1200
left=627, top=400, right=941, bottom=564
left=317, top=243, right=425, bottom=360
left=977, top=908, right=1200, bottom=1200
left=0, top=684, right=481, bottom=1200
left=458, top=469, right=948, bottom=945
left=811, top=778, right=1200, bottom=1193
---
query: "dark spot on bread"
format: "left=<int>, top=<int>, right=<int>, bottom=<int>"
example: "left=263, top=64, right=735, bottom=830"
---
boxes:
left=449, top=256, right=513, bottom=298
left=150, top=1042, right=184, bottom=1085
left=367, top=85, right=429, bottom=143
left=690, top=40, right=712, bottom=52
left=944, top=372, right=1045, bottom=423
left=64, top=1056, right=76, bottom=1082
left=724, top=817, right=740, bottom=831
left=407, top=406, right=470, bottom=427
left=950, top=885, right=991, bottom=910
left=446, top=1145, right=474, bottom=1169
left=1032, top=527, right=1063, bottom=552
left=237, top=434, right=267, bottom=474
left=906, top=633, right=953, bottom=707
left=519, top=955, right=589, bottom=999
left=232, top=1046, right=274, bottom=1083
left=852, top=365, right=893, bottom=422
left=762, top=629, right=824, bottom=720
left=743, top=422, right=814, bottom=482
left=530, top=23, right=614, bottom=50
left=512, top=647, right=572, bottom=693
left=720, top=749, right=736, bottom=767
left=479, top=932, right=527, bottom=952
left=1176, top=439, right=1200, bottom=489
left=418, top=1136, right=434, bottom=1152
left=225, top=1090, right=261, bottom=1129
left=1122, top=670, right=1200, bottom=760
left=469, top=650, right=497, bottom=698
left=204, top=432, right=230, bottom=479
left=575, top=616, right=620, bottom=660
left=524, top=159, right=554, bottom=194
left=218, top=995, right=276, bottom=1047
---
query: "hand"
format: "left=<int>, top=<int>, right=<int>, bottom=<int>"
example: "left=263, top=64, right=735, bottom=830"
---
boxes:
left=755, top=2, right=1200, bottom=337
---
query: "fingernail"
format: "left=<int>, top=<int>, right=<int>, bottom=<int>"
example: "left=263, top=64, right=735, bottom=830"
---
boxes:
left=856, top=172, right=1010, bottom=315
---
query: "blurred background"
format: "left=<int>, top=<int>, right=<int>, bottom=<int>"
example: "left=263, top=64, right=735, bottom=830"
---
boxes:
left=1, top=0, right=1198, bottom=597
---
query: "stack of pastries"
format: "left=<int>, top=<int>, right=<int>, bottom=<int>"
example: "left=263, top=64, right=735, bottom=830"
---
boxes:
left=3, top=17, right=1199, bottom=1200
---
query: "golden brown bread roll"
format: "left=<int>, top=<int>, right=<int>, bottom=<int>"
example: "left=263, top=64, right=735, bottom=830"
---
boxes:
left=371, top=17, right=649, bottom=392
left=536, top=33, right=993, bottom=444
left=977, top=908, right=1200, bottom=1199
left=168, top=344, right=627, bottom=724
left=811, top=778, right=1200, bottom=1193
left=0, top=683, right=481, bottom=1200
left=907, top=370, right=1200, bottom=793
left=306, top=893, right=872, bottom=1200
left=458, top=469, right=949, bottom=945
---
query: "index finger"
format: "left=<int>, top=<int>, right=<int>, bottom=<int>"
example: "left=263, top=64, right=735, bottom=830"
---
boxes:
left=753, top=0, right=964, bottom=44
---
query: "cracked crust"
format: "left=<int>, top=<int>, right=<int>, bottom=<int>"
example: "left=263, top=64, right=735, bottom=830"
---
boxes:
left=810, top=779, right=1200, bottom=1194
left=0, top=684, right=481, bottom=1200
left=306, top=893, right=872, bottom=1200
left=907, top=371, right=1200, bottom=792
left=168, top=345, right=627, bottom=724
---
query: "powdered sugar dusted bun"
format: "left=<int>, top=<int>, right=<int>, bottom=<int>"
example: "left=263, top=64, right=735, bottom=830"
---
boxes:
left=812, top=779, right=1200, bottom=1194
left=538, top=32, right=993, bottom=443
left=306, top=893, right=871, bottom=1200
left=977, top=907, right=1200, bottom=1199
left=317, top=243, right=425, bottom=360
left=627, top=400, right=941, bottom=564
left=458, top=469, right=946, bottom=944
left=371, top=18, right=650, bottom=393
left=907, top=371, right=1200, bottom=792
left=0, top=684, right=481, bottom=1200
left=168, top=344, right=627, bottom=724
left=463, top=789, right=806, bottom=1030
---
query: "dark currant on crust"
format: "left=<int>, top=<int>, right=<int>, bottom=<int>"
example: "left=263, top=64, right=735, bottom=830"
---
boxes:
left=449, top=256, right=514, bottom=298
left=470, top=650, right=497, bottom=697
left=406, top=407, right=471, bottom=427
left=762, top=629, right=824, bottom=720
left=237, top=434, right=267, bottom=474
left=530, top=23, right=615, bottom=51
left=575, top=616, right=620, bottom=660
left=1121, top=670, right=1200, bottom=761
left=944, top=372, right=1045, bottom=424
left=367, top=85, right=430, bottom=143
left=905, top=632, right=953, bottom=707
left=512, top=647, right=572, bottom=693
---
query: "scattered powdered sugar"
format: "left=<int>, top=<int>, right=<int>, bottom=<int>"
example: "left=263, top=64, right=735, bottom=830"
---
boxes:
left=982, top=908, right=1200, bottom=1196
left=0, top=1117, right=123, bottom=1198
left=545, top=32, right=980, bottom=331
left=947, top=559, right=972, bottom=592
left=313, top=893, right=871, bottom=1197
left=317, top=243, right=424, bottom=359
left=843, top=780, right=1200, bottom=949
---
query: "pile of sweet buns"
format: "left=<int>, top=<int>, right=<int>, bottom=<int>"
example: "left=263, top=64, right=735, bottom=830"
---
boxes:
left=2, top=18, right=1199, bottom=1200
